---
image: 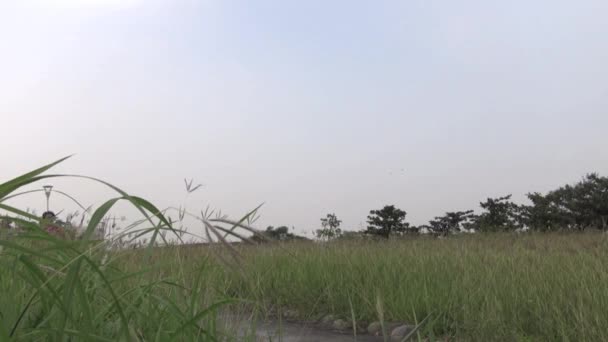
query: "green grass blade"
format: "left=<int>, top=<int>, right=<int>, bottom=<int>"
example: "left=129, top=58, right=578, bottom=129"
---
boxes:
left=169, top=299, right=233, bottom=341
left=57, top=258, right=83, bottom=340
left=83, top=197, right=121, bottom=241
left=0, top=156, right=71, bottom=199
left=0, top=203, right=43, bottom=222
left=79, top=255, right=131, bottom=340
left=399, top=313, right=431, bottom=342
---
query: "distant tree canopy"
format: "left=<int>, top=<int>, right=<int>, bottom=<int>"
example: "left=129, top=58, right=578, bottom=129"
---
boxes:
left=253, top=226, right=309, bottom=242
left=522, top=173, right=608, bottom=231
left=425, top=210, right=476, bottom=236
left=421, top=174, right=608, bottom=235
left=365, top=205, right=412, bottom=238
left=472, top=195, right=524, bottom=232
left=315, top=213, right=342, bottom=241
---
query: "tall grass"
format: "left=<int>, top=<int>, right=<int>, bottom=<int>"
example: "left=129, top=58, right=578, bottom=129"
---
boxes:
left=211, top=233, right=608, bottom=341
left=109, top=232, right=608, bottom=340
left=0, top=158, right=241, bottom=341
left=4, top=159, right=608, bottom=341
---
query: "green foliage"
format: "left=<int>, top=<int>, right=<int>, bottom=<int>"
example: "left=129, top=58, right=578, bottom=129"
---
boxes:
left=0, top=217, right=11, bottom=229
left=229, top=233, right=608, bottom=341
left=425, top=210, right=476, bottom=236
left=421, top=174, right=608, bottom=233
left=525, top=192, right=564, bottom=231
left=3, top=159, right=608, bottom=341
left=315, top=213, right=342, bottom=241
left=0, top=158, right=232, bottom=340
left=255, top=226, right=308, bottom=242
left=365, top=205, right=411, bottom=238
left=523, top=173, right=608, bottom=231
left=472, top=195, right=524, bottom=232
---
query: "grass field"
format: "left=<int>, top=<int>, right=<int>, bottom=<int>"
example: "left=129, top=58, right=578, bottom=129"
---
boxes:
left=105, top=232, right=608, bottom=341
left=238, top=233, right=608, bottom=340
left=4, top=228, right=608, bottom=341
left=3, top=160, right=608, bottom=341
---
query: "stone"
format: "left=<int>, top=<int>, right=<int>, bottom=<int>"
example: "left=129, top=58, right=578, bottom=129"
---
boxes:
left=390, top=324, right=416, bottom=341
left=332, top=319, right=352, bottom=330
left=320, top=314, right=336, bottom=325
left=356, top=321, right=368, bottom=334
left=367, top=321, right=383, bottom=335
left=282, top=309, right=299, bottom=320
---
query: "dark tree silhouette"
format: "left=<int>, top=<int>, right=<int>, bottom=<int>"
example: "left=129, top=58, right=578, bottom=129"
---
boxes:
left=253, top=226, right=309, bottom=242
left=522, top=174, right=608, bottom=231
left=472, top=195, right=524, bottom=232
left=365, top=205, right=410, bottom=238
left=428, top=210, right=475, bottom=236
left=523, top=192, right=563, bottom=231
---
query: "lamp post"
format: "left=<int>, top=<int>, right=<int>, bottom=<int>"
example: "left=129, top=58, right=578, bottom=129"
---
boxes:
left=43, top=185, right=53, bottom=212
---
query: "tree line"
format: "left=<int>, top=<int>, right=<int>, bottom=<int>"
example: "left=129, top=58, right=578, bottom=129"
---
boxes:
left=263, top=173, right=608, bottom=241
left=4, top=173, right=605, bottom=242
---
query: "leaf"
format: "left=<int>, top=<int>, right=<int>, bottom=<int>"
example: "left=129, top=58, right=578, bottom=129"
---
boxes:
left=83, top=198, right=122, bottom=241
left=57, top=259, right=83, bottom=340
left=169, top=299, right=233, bottom=341
left=0, top=155, right=71, bottom=200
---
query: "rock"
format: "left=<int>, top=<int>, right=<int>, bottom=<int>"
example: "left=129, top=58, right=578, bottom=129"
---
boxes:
left=320, top=314, right=336, bottom=326
left=390, top=324, right=416, bottom=341
left=356, top=321, right=368, bottom=334
left=332, top=319, right=352, bottom=331
left=282, top=309, right=299, bottom=320
left=367, top=321, right=383, bottom=335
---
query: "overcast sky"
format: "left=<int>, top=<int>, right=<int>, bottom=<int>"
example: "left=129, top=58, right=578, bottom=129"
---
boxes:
left=1, top=0, right=607, bottom=236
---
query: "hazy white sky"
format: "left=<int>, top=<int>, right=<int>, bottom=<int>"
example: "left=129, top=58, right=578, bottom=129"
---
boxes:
left=1, top=0, right=607, bottom=236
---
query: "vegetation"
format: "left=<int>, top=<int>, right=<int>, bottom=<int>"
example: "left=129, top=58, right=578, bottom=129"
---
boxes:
left=422, top=210, right=476, bottom=236
left=315, top=213, right=342, bottom=241
left=67, top=230, right=608, bottom=341
left=2, top=159, right=608, bottom=341
left=365, top=205, right=412, bottom=238
left=358, top=173, right=608, bottom=237
left=524, top=173, right=608, bottom=231
left=0, top=158, right=258, bottom=341
left=253, top=226, right=308, bottom=242
left=221, top=233, right=608, bottom=341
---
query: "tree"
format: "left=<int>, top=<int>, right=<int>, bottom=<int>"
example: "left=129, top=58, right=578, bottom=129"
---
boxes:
left=266, top=226, right=290, bottom=240
left=523, top=173, right=608, bottom=231
left=315, top=213, right=342, bottom=241
left=428, top=210, right=475, bottom=236
left=472, top=195, right=524, bottom=232
left=581, top=173, right=608, bottom=230
left=365, top=205, right=410, bottom=238
left=252, top=226, right=309, bottom=242
left=522, top=192, right=564, bottom=232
